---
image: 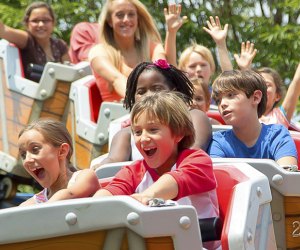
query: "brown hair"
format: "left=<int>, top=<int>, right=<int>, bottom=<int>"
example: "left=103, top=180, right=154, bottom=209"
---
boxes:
left=191, top=78, right=211, bottom=111
left=257, top=67, right=285, bottom=108
left=23, top=2, right=55, bottom=24
left=18, top=118, right=74, bottom=168
left=212, top=70, right=267, bottom=117
left=131, top=91, right=195, bottom=151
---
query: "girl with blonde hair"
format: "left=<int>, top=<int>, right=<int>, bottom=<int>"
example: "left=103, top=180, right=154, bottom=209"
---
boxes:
left=89, top=0, right=166, bottom=102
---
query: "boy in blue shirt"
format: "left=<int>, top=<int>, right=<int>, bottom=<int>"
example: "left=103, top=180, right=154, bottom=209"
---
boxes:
left=208, top=70, right=298, bottom=167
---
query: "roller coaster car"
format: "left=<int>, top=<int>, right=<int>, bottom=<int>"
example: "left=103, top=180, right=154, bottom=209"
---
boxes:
left=0, top=39, right=91, bottom=203
left=212, top=158, right=300, bottom=249
left=0, top=162, right=274, bottom=250
left=66, top=75, right=129, bottom=169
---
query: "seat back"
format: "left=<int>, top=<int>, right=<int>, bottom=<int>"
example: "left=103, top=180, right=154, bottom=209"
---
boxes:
left=214, top=163, right=275, bottom=250
left=207, top=110, right=225, bottom=125
left=86, top=79, right=102, bottom=123
left=289, top=131, right=300, bottom=168
left=67, top=76, right=129, bottom=169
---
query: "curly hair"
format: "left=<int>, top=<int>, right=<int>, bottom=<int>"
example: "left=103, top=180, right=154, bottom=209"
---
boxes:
left=124, top=61, right=194, bottom=110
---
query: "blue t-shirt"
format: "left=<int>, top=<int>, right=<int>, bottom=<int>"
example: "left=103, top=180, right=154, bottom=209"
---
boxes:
left=208, top=124, right=297, bottom=161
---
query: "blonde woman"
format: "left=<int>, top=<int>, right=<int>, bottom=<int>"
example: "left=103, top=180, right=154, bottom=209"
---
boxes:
left=89, top=0, right=166, bottom=102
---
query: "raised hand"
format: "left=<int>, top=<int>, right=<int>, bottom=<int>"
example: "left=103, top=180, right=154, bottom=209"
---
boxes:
left=203, top=16, right=229, bottom=46
left=164, top=3, right=187, bottom=33
left=234, top=41, right=257, bottom=70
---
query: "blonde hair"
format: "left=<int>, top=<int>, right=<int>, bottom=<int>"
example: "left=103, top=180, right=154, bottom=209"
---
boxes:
left=131, top=91, right=195, bottom=151
left=178, top=42, right=216, bottom=75
left=98, top=0, right=162, bottom=70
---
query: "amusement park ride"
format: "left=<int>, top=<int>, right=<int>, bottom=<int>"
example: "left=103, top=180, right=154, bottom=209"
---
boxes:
left=0, top=39, right=300, bottom=249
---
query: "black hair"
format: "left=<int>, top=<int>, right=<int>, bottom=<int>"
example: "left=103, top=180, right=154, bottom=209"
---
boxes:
left=124, top=61, right=194, bottom=110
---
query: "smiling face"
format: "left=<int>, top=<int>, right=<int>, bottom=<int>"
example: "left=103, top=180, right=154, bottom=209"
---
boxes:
left=108, top=0, right=138, bottom=40
left=26, top=7, right=54, bottom=41
left=134, top=69, right=172, bottom=102
left=18, top=129, right=61, bottom=189
left=185, top=52, right=212, bottom=85
left=132, top=111, right=181, bottom=175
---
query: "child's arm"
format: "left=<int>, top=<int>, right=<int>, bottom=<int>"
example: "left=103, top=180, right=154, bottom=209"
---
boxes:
left=0, top=21, right=28, bottom=49
left=164, top=3, right=187, bottom=66
left=19, top=197, right=36, bottom=206
left=234, top=41, right=257, bottom=70
left=131, top=174, right=178, bottom=205
left=47, top=169, right=100, bottom=202
left=276, top=156, right=298, bottom=167
left=203, top=16, right=233, bottom=72
left=190, top=109, right=212, bottom=151
left=93, top=188, right=113, bottom=197
left=91, top=127, right=132, bottom=170
left=89, top=44, right=128, bottom=98
left=281, top=63, right=300, bottom=122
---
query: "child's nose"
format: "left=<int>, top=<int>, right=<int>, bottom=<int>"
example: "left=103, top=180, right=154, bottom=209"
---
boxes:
left=196, top=65, right=202, bottom=71
left=220, top=98, right=228, bottom=108
left=24, top=152, right=35, bottom=164
left=141, top=131, right=150, bottom=142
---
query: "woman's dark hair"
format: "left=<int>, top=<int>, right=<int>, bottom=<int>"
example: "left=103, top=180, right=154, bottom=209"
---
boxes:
left=124, top=61, right=194, bottom=110
left=23, top=2, right=55, bottom=24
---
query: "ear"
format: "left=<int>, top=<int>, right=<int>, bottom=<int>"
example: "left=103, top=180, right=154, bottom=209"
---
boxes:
left=252, top=90, right=263, bottom=105
left=275, top=92, right=281, bottom=102
left=175, top=135, right=184, bottom=144
left=58, top=143, right=70, bottom=160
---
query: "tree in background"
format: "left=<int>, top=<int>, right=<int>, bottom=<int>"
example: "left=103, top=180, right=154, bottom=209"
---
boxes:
left=1, top=0, right=299, bottom=84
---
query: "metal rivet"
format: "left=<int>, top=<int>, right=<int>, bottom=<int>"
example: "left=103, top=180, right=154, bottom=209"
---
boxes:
left=98, top=133, right=105, bottom=141
left=127, top=212, right=139, bottom=225
left=65, top=212, right=77, bottom=225
left=272, top=213, right=281, bottom=221
left=272, top=174, right=283, bottom=185
left=104, top=108, right=110, bottom=117
left=40, top=89, right=47, bottom=97
left=48, top=68, right=55, bottom=76
left=247, top=231, right=252, bottom=242
left=256, top=186, right=262, bottom=197
left=179, top=216, right=191, bottom=229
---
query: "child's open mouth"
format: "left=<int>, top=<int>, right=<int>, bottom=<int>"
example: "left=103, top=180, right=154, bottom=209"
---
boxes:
left=32, top=168, right=45, bottom=179
left=144, top=148, right=157, bottom=157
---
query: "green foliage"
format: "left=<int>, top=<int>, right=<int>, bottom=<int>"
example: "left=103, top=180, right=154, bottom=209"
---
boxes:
left=1, top=0, right=299, bottom=82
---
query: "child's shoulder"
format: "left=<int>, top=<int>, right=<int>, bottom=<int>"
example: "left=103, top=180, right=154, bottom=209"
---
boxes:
left=178, top=148, right=211, bottom=162
left=262, top=123, right=289, bottom=134
left=213, top=129, right=233, bottom=139
left=260, top=123, right=291, bottom=142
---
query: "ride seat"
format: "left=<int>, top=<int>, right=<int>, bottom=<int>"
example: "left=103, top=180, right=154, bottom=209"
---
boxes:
left=85, top=78, right=102, bottom=123
left=289, top=131, right=300, bottom=169
left=207, top=110, right=225, bottom=125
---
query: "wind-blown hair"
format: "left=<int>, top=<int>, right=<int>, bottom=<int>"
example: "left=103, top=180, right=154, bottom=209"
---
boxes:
left=18, top=118, right=75, bottom=169
left=98, top=0, right=162, bottom=70
left=212, top=70, right=267, bottom=118
left=131, top=91, right=195, bottom=151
